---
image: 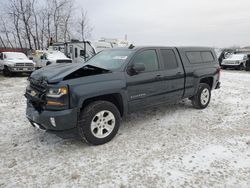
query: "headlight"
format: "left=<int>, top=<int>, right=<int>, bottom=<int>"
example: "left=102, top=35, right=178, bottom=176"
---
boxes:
left=235, top=61, right=240, bottom=64
left=47, top=87, right=68, bottom=98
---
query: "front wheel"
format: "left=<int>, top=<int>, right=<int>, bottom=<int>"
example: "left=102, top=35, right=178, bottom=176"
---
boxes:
left=77, top=101, right=121, bottom=145
left=3, top=66, right=13, bottom=77
left=191, top=83, right=211, bottom=109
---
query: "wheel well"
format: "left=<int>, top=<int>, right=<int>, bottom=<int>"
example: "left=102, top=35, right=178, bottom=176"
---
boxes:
left=200, top=77, right=213, bottom=89
left=81, top=94, right=124, bottom=116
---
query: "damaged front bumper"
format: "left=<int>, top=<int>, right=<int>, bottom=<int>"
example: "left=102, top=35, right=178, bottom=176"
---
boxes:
left=26, top=102, right=78, bottom=131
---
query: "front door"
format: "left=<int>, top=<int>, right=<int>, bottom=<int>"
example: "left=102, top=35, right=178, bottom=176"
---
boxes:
left=126, top=49, right=166, bottom=112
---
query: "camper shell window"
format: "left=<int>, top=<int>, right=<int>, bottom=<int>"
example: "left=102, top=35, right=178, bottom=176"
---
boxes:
left=186, top=51, right=214, bottom=64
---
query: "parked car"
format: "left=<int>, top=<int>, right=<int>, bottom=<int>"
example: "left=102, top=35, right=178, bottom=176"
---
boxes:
left=221, top=54, right=247, bottom=70
left=25, top=46, right=221, bottom=145
left=36, top=51, right=72, bottom=68
left=246, top=54, right=250, bottom=71
left=0, top=52, right=36, bottom=76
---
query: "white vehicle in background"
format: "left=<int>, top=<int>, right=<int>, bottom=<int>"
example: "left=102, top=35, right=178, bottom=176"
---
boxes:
left=53, top=40, right=112, bottom=63
left=35, top=50, right=72, bottom=68
left=0, top=52, right=36, bottom=76
left=221, top=54, right=247, bottom=70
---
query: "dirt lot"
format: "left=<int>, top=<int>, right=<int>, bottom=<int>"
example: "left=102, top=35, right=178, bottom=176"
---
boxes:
left=0, top=70, right=250, bottom=188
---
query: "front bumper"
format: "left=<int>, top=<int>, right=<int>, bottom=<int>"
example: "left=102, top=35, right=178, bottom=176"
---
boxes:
left=26, top=102, right=78, bottom=131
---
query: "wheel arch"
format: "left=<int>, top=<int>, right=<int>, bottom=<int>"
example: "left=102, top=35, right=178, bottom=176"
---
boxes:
left=80, top=93, right=125, bottom=117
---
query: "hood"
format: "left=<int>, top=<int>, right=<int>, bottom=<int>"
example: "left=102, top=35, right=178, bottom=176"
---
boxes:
left=224, top=54, right=245, bottom=61
left=30, top=63, right=110, bottom=84
left=6, top=59, right=34, bottom=64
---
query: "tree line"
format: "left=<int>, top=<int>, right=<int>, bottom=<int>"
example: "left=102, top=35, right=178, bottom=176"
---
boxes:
left=0, top=0, right=93, bottom=50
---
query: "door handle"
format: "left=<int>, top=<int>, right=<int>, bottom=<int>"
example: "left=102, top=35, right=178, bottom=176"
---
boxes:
left=176, top=72, right=182, bottom=75
left=155, top=75, right=163, bottom=80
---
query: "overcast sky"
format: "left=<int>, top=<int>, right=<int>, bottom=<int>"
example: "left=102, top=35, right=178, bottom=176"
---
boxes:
left=76, top=0, right=250, bottom=47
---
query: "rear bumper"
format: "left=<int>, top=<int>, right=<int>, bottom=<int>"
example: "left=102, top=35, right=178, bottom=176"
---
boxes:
left=26, top=102, right=78, bottom=131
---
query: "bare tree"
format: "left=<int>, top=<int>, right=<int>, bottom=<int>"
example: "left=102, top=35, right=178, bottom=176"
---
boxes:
left=19, top=0, right=33, bottom=49
left=0, top=17, right=14, bottom=48
left=0, top=0, right=93, bottom=49
left=9, top=0, right=23, bottom=48
left=77, top=9, right=93, bottom=41
left=0, top=35, right=6, bottom=48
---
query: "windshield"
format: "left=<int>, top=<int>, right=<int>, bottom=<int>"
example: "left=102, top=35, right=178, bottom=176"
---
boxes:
left=85, top=50, right=133, bottom=70
left=5, top=52, right=28, bottom=60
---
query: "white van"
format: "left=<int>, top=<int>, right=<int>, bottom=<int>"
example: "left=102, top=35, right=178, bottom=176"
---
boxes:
left=0, top=52, right=36, bottom=76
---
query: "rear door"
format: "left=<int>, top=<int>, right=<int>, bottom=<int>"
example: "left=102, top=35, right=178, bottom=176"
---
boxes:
left=158, top=48, right=185, bottom=101
left=126, top=48, right=167, bottom=111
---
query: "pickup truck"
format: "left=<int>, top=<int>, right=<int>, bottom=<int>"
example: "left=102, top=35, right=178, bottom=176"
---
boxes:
left=25, top=46, right=221, bottom=145
left=36, top=51, right=72, bottom=68
left=221, top=54, right=247, bottom=70
left=0, top=52, right=36, bottom=76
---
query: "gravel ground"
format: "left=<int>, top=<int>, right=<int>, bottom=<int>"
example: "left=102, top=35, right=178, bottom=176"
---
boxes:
left=0, top=70, right=250, bottom=188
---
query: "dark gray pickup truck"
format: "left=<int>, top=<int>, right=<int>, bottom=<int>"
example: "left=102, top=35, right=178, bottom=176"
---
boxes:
left=25, top=46, right=221, bottom=145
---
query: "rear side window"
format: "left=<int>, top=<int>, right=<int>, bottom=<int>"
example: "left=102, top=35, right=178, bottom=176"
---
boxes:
left=133, top=50, right=159, bottom=72
left=186, top=51, right=214, bottom=64
left=186, top=52, right=202, bottom=63
left=201, top=52, right=214, bottom=62
left=160, top=49, right=178, bottom=69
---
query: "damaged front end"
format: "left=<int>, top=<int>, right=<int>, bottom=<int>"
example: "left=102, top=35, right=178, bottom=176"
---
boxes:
left=25, top=76, right=77, bottom=131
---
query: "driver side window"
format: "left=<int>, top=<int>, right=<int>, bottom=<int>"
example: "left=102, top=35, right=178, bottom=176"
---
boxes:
left=133, top=50, right=159, bottom=72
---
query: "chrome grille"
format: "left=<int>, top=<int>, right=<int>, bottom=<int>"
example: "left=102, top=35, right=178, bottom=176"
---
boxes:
left=25, top=63, right=34, bottom=67
left=15, top=63, right=25, bottom=67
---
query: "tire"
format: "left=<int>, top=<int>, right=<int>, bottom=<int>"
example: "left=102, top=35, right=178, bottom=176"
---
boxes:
left=237, top=64, right=244, bottom=70
left=3, top=66, right=12, bottom=77
left=192, top=83, right=211, bottom=109
left=77, top=101, right=121, bottom=145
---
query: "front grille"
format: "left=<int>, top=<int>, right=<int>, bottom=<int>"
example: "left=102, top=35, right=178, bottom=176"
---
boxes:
left=25, top=63, right=34, bottom=67
left=27, top=78, right=48, bottom=111
left=15, top=63, right=34, bottom=67
left=15, top=63, right=25, bottom=67
left=30, top=78, right=47, bottom=93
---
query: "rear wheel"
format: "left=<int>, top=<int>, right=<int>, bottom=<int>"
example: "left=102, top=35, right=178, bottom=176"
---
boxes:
left=77, top=101, right=121, bottom=145
left=192, top=83, right=211, bottom=109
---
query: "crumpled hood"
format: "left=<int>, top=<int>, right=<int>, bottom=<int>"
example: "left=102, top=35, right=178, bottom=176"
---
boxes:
left=30, top=63, right=110, bottom=84
left=31, top=63, right=83, bottom=83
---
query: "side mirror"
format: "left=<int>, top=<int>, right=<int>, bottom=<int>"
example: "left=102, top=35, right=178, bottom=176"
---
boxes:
left=40, top=55, right=44, bottom=60
left=128, top=63, right=145, bottom=75
left=29, top=57, right=33, bottom=60
left=133, top=63, right=145, bottom=73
